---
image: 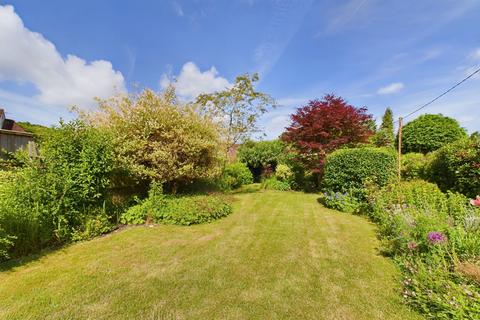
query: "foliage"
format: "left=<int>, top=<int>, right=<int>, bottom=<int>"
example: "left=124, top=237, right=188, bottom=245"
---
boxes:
left=0, top=120, right=116, bottom=258
left=275, top=164, right=293, bottom=182
left=71, top=212, right=114, bottom=241
left=401, top=114, right=467, bottom=154
left=83, top=88, right=221, bottom=186
left=219, top=162, right=254, bottom=190
left=319, top=191, right=362, bottom=214
left=17, top=121, right=56, bottom=142
left=427, top=137, right=480, bottom=197
left=372, top=107, right=395, bottom=148
left=322, top=147, right=397, bottom=198
left=195, top=73, right=276, bottom=156
left=282, top=94, right=374, bottom=173
left=401, top=153, right=428, bottom=180
left=121, top=184, right=232, bottom=226
left=366, top=180, right=480, bottom=318
left=261, top=177, right=291, bottom=191
left=237, top=140, right=286, bottom=178
left=0, top=226, right=15, bottom=261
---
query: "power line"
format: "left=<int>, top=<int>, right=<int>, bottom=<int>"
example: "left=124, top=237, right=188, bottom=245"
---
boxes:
left=395, top=66, right=480, bottom=123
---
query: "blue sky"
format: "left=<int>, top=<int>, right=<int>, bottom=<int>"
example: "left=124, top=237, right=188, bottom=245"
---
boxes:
left=0, top=0, right=479, bottom=139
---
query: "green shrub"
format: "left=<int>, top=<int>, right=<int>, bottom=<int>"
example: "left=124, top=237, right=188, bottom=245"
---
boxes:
left=275, top=164, right=293, bottom=182
left=219, top=162, right=253, bottom=190
left=320, top=191, right=362, bottom=214
left=0, top=120, right=115, bottom=258
left=261, top=177, right=291, bottom=191
left=401, top=153, right=428, bottom=180
left=121, top=183, right=232, bottom=226
left=153, top=195, right=232, bottom=225
left=237, top=140, right=286, bottom=181
left=427, top=137, right=480, bottom=197
left=401, top=114, right=467, bottom=154
left=0, top=227, right=15, bottom=261
left=322, top=147, right=397, bottom=197
left=71, top=212, right=114, bottom=241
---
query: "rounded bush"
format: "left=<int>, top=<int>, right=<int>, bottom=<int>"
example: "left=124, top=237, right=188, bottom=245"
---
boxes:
left=401, top=114, right=467, bottom=154
left=401, top=153, right=428, bottom=180
left=275, top=164, right=293, bottom=182
left=322, top=147, right=397, bottom=195
left=220, top=162, right=253, bottom=190
left=427, top=137, right=480, bottom=197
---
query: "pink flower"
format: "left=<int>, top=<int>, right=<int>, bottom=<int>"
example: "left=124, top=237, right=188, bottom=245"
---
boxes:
left=470, top=196, right=480, bottom=207
left=427, top=231, right=446, bottom=244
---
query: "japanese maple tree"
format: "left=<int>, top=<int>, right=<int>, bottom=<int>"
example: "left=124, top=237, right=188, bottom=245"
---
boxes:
left=282, top=94, right=373, bottom=173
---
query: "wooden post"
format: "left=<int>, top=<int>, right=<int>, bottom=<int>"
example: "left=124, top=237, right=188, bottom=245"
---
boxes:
left=397, top=117, right=403, bottom=181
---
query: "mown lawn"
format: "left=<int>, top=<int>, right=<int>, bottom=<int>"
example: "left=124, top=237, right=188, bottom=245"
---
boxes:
left=0, top=191, right=420, bottom=319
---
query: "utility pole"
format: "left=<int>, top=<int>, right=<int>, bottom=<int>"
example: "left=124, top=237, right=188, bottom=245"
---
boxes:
left=397, top=117, right=403, bottom=181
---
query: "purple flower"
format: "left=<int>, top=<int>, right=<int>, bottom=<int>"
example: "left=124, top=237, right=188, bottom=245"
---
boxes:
left=407, top=241, right=418, bottom=250
left=427, top=231, right=446, bottom=244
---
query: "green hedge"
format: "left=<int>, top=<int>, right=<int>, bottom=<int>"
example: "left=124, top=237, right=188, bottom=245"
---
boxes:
left=322, top=147, right=397, bottom=195
left=427, top=137, right=480, bottom=197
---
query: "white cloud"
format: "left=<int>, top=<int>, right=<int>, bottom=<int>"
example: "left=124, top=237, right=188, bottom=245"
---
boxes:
left=470, top=48, right=480, bottom=60
left=377, top=82, right=405, bottom=95
left=0, top=5, right=125, bottom=109
left=160, top=61, right=231, bottom=101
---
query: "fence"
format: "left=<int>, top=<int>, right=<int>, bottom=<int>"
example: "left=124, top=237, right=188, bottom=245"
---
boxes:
left=0, top=129, right=35, bottom=157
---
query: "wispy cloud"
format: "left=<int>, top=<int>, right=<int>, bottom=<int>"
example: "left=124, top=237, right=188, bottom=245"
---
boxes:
left=324, top=0, right=370, bottom=34
left=377, top=82, right=404, bottom=95
left=253, top=0, right=314, bottom=76
left=171, top=1, right=184, bottom=17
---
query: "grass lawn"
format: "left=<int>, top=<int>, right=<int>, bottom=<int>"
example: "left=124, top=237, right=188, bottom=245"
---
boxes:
left=0, top=190, right=420, bottom=319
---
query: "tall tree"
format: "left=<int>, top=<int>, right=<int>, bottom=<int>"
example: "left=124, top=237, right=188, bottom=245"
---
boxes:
left=195, top=73, right=276, bottom=157
left=373, top=107, right=395, bottom=147
left=282, top=94, right=373, bottom=173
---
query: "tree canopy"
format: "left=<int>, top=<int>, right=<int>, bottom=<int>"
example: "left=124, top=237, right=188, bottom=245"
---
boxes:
left=282, top=94, right=373, bottom=173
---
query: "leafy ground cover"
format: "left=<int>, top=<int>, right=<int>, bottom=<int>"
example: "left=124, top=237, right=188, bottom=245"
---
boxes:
left=0, top=191, right=419, bottom=319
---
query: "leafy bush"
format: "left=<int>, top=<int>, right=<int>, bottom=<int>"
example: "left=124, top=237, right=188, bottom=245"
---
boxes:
left=83, top=88, right=221, bottom=185
left=237, top=140, right=286, bottom=180
left=401, top=114, right=467, bottom=154
left=366, top=180, right=480, bottom=318
left=261, top=177, right=291, bottom=191
left=0, top=120, right=115, bottom=258
left=219, top=162, right=253, bottom=190
left=319, top=191, right=362, bottom=213
left=120, top=183, right=232, bottom=226
left=322, top=147, right=397, bottom=197
left=275, top=164, right=293, bottom=182
left=401, top=153, right=428, bottom=180
left=427, top=137, right=480, bottom=197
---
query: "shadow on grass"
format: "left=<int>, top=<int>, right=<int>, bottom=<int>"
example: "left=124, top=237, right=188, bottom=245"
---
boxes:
left=0, top=244, right=65, bottom=273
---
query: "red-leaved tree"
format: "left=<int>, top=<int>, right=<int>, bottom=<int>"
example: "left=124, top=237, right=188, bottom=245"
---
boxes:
left=282, top=94, right=373, bottom=173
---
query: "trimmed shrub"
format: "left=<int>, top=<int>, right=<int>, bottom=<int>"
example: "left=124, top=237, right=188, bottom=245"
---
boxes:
left=237, top=140, right=286, bottom=181
left=401, top=153, right=428, bottom=180
left=219, top=162, right=253, bottom=190
left=322, top=147, right=397, bottom=197
left=427, top=137, right=480, bottom=197
left=401, top=114, right=467, bottom=154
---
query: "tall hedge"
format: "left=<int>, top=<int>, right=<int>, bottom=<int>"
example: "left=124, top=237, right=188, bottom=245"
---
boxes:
left=427, top=137, right=480, bottom=197
left=401, top=114, right=467, bottom=154
left=322, top=147, right=397, bottom=194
